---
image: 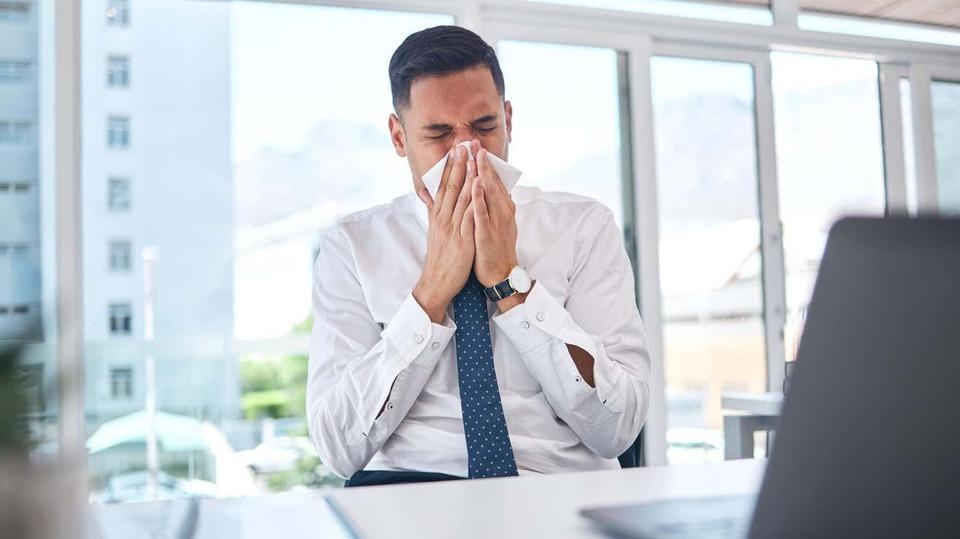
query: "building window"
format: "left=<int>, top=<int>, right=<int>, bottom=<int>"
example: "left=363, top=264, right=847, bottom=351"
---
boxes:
left=0, top=120, right=31, bottom=144
left=110, top=367, right=133, bottom=399
left=0, top=60, right=30, bottom=83
left=109, top=303, right=132, bottom=336
left=107, top=116, right=130, bottom=148
left=106, top=55, right=129, bottom=88
left=106, top=0, right=129, bottom=26
left=109, top=240, right=132, bottom=272
left=0, top=1, right=30, bottom=22
left=108, top=177, right=131, bottom=210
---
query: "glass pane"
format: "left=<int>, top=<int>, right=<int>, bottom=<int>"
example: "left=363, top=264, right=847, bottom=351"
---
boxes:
left=771, top=52, right=886, bottom=361
left=651, top=56, right=766, bottom=465
left=496, top=40, right=626, bottom=227
left=527, top=0, right=772, bottom=25
left=82, top=0, right=452, bottom=502
left=798, top=13, right=960, bottom=47
left=931, top=80, right=960, bottom=214
left=1, top=0, right=58, bottom=459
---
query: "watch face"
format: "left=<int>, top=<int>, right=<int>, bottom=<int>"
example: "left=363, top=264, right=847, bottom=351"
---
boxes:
left=509, top=266, right=532, bottom=293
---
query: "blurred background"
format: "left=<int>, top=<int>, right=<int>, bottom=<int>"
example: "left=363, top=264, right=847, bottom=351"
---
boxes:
left=1, top=0, right=958, bottom=507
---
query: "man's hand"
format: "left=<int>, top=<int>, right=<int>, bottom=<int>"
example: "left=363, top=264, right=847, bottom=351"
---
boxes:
left=412, top=143, right=478, bottom=323
left=472, top=148, right=522, bottom=308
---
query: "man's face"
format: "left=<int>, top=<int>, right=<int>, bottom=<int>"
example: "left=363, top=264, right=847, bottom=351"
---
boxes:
left=389, top=65, right=513, bottom=193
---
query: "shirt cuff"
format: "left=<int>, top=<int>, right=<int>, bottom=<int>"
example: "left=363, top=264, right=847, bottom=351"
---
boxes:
left=492, top=281, right=569, bottom=353
left=380, top=293, right=456, bottom=369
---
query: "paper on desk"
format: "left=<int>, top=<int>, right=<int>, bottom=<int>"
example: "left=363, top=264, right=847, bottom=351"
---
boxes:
left=421, top=140, right=522, bottom=200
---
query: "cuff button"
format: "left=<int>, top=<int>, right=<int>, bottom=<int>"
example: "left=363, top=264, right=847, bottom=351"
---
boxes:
left=521, top=321, right=531, bottom=330
left=431, top=342, right=440, bottom=350
left=415, top=334, right=424, bottom=344
left=536, top=312, right=545, bottom=321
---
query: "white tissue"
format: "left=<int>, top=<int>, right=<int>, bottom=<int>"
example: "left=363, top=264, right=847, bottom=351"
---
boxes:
left=421, top=140, right=522, bottom=200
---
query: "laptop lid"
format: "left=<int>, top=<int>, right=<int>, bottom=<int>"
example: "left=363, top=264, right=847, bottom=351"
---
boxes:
left=748, top=217, right=960, bottom=538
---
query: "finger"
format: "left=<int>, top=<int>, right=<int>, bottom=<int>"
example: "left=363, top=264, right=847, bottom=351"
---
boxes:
left=473, top=179, right=490, bottom=226
left=453, top=149, right=477, bottom=224
left=460, top=200, right=475, bottom=238
left=433, top=148, right=456, bottom=215
left=417, top=186, right=434, bottom=212
left=478, top=149, right=508, bottom=198
left=440, top=146, right=467, bottom=220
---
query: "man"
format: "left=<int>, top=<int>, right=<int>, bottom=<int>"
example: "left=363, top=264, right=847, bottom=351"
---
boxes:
left=307, top=25, right=651, bottom=487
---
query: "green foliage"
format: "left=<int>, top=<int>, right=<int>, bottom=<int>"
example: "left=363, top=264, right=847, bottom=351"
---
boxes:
left=239, top=354, right=308, bottom=419
left=0, top=344, right=34, bottom=455
left=290, top=315, right=313, bottom=336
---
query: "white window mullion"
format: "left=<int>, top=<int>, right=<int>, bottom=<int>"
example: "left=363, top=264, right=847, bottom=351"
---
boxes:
left=754, top=55, right=787, bottom=394
left=771, top=0, right=798, bottom=28
left=879, top=63, right=910, bottom=215
left=626, top=36, right=668, bottom=467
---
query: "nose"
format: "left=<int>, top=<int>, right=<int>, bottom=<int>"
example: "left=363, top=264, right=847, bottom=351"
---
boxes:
left=449, top=134, right=479, bottom=154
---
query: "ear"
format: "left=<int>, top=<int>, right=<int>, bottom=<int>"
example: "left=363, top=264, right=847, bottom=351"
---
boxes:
left=504, top=100, right=513, bottom=144
left=388, top=113, right=407, bottom=157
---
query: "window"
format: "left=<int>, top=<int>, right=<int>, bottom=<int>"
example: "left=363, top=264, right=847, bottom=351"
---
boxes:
left=108, top=303, right=132, bottom=336
left=107, top=177, right=131, bottom=210
left=109, top=240, right=132, bottom=272
left=651, top=56, right=766, bottom=464
left=106, top=0, right=129, bottom=26
left=931, top=80, right=960, bottom=214
left=0, top=120, right=31, bottom=144
left=0, top=59, right=30, bottom=83
left=495, top=41, right=627, bottom=227
left=110, top=367, right=133, bottom=399
left=0, top=1, right=29, bottom=22
left=107, top=116, right=130, bottom=148
left=771, top=52, right=886, bottom=360
left=106, top=55, right=129, bottom=87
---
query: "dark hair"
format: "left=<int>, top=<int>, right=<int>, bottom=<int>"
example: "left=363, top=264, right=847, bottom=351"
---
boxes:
left=389, top=25, right=505, bottom=113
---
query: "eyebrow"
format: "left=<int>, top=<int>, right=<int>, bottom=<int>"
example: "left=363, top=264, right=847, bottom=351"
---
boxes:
left=423, top=114, right=499, bottom=132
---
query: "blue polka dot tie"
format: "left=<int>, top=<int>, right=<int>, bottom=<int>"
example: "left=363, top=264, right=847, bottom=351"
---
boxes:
left=453, top=273, right=519, bottom=479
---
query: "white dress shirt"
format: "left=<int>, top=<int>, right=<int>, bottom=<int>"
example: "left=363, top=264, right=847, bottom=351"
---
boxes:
left=307, top=185, right=651, bottom=478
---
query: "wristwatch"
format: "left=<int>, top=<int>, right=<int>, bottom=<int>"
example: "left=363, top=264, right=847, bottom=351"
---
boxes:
left=484, top=266, right=533, bottom=302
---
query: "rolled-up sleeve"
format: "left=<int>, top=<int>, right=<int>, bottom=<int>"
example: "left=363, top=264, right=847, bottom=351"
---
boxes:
left=306, top=227, right=455, bottom=478
left=492, top=206, right=651, bottom=459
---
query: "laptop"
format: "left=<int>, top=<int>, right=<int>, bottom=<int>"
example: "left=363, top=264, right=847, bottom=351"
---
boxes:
left=582, top=217, right=960, bottom=539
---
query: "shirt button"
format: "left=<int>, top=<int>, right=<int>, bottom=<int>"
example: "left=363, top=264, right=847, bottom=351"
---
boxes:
left=431, top=342, right=440, bottom=351
left=536, top=312, right=545, bottom=321
left=415, top=334, right=424, bottom=344
left=575, top=376, right=582, bottom=383
left=387, top=402, right=394, bottom=410
left=521, top=321, right=530, bottom=330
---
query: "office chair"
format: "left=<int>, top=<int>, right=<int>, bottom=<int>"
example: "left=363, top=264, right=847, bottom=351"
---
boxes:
left=617, top=431, right=644, bottom=468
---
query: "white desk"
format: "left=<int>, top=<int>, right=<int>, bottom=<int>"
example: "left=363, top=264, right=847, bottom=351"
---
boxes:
left=721, top=392, right=784, bottom=460
left=91, top=460, right=765, bottom=539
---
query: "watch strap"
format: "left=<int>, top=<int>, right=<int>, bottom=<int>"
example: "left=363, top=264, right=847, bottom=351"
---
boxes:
left=484, top=278, right=516, bottom=302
